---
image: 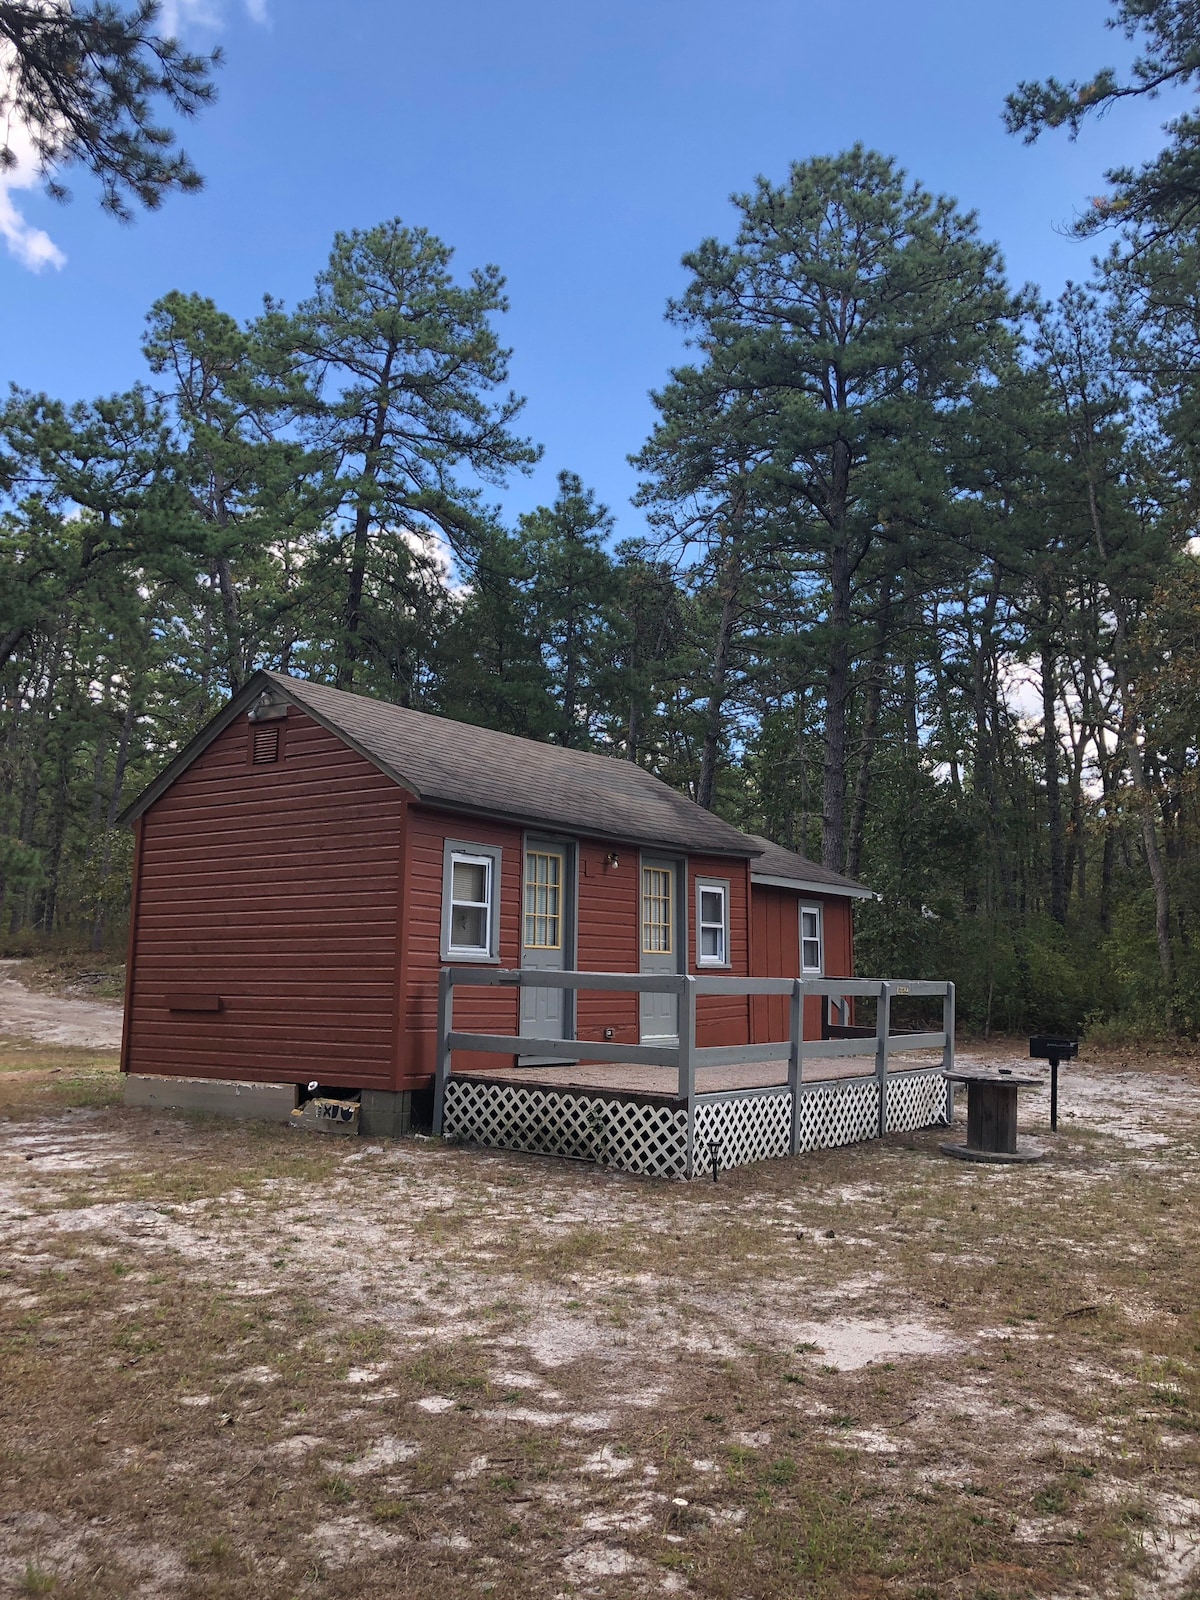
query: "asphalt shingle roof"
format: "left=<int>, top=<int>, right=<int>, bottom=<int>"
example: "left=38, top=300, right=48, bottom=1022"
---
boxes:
left=264, top=672, right=758, bottom=859
left=743, top=833, right=870, bottom=896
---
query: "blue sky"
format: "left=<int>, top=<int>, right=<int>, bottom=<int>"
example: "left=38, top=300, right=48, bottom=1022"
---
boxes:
left=1, top=0, right=1186, bottom=541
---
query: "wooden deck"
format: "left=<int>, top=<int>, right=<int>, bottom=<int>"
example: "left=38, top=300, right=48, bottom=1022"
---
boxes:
left=454, top=1048, right=944, bottom=1101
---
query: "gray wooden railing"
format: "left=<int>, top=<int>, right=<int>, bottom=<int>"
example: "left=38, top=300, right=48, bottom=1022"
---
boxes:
left=431, top=968, right=955, bottom=1159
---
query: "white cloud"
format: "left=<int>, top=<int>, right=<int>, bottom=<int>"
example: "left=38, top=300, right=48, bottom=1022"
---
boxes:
left=160, top=0, right=269, bottom=33
left=0, top=0, right=268, bottom=272
left=0, top=89, right=67, bottom=272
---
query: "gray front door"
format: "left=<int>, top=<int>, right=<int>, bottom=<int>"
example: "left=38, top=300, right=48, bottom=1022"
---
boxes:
left=639, top=855, right=682, bottom=1042
left=519, top=839, right=574, bottom=1064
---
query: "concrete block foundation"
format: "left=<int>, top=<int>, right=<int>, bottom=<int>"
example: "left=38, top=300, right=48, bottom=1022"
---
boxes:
left=360, top=1089, right=419, bottom=1139
left=123, top=1074, right=297, bottom=1123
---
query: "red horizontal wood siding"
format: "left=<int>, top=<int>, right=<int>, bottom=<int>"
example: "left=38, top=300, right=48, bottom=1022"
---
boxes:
left=401, top=817, right=761, bottom=1075
left=749, top=887, right=856, bottom=1044
left=575, top=846, right=641, bottom=1046
left=123, top=707, right=407, bottom=1091
left=125, top=700, right=856, bottom=1097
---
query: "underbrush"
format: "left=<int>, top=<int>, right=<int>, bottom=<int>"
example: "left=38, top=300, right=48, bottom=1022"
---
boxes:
left=6, top=952, right=127, bottom=1005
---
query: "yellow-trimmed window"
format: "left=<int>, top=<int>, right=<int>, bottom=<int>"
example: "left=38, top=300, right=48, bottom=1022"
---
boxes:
left=641, top=866, right=673, bottom=953
left=524, top=850, right=563, bottom=949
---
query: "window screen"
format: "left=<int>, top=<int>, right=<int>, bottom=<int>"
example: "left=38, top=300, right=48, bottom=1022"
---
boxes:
left=449, top=855, right=492, bottom=953
left=697, top=883, right=728, bottom=964
left=801, top=905, right=823, bottom=972
left=524, top=850, right=563, bottom=949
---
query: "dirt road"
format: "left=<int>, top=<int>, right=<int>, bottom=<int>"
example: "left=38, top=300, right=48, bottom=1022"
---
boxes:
left=0, top=960, right=123, bottom=1050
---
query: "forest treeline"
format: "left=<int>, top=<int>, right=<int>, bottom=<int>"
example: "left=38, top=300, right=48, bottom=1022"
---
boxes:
left=3, top=142, right=1199, bottom=1036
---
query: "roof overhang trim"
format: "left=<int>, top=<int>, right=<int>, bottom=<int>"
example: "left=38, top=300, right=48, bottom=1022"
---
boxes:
left=751, top=871, right=874, bottom=900
left=396, top=799, right=758, bottom=860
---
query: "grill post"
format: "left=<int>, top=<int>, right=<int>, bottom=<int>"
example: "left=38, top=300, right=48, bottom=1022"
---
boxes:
left=1050, top=1055, right=1059, bottom=1131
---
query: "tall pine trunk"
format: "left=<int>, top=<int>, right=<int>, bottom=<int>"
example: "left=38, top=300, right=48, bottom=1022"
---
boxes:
left=1038, top=620, right=1068, bottom=925
left=846, top=578, right=893, bottom=880
left=697, top=540, right=743, bottom=812
left=821, top=440, right=853, bottom=872
left=1083, top=476, right=1174, bottom=994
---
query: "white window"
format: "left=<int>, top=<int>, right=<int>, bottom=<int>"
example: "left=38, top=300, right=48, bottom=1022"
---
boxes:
left=696, top=879, right=730, bottom=966
left=801, top=904, right=823, bottom=973
left=441, top=842, right=501, bottom=961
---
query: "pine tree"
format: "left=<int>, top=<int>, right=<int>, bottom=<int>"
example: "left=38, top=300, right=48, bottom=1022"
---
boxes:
left=0, top=1, right=218, bottom=217
left=278, top=220, right=539, bottom=691
left=644, top=148, right=1013, bottom=867
left=519, top=471, right=617, bottom=748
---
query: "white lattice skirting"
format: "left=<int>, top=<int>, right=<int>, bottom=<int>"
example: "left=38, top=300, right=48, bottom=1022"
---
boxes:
left=442, top=1078, right=690, bottom=1179
left=442, top=1069, right=950, bottom=1180
left=693, top=1092, right=792, bottom=1172
left=887, top=1070, right=952, bottom=1133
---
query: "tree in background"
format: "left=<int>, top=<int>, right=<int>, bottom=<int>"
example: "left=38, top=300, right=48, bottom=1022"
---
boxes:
left=143, top=291, right=327, bottom=699
left=0, top=385, right=185, bottom=676
left=280, top=220, right=539, bottom=692
left=1005, top=0, right=1200, bottom=242
left=0, top=0, right=218, bottom=216
left=434, top=525, right=551, bottom=737
left=520, top=471, right=617, bottom=749
left=643, top=147, right=1013, bottom=869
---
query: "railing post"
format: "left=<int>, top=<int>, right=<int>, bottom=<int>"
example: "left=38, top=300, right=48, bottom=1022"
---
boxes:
left=788, top=978, right=805, bottom=1154
left=875, top=981, right=891, bottom=1138
left=432, top=967, right=454, bottom=1136
left=678, top=975, right=696, bottom=1178
left=942, top=980, right=956, bottom=1124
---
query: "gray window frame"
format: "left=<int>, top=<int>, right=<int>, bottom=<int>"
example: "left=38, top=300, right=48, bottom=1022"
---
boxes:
left=800, top=901, right=824, bottom=974
left=695, top=875, right=731, bottom=968
left=441, top=840, right=503, bottom=963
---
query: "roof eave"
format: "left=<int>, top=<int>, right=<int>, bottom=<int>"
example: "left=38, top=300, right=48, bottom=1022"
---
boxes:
left=407, top=795, right=759, bottom=859
left=750, top=871, right=875, bottom=900
left=117, top=672, right=275, bottom=827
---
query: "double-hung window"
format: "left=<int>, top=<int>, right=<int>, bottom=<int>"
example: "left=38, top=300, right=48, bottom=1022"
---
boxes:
left=441, top=841, right=501, bottom=961
left=696, top=879, right=730, bottom=966
left=800, top=904, right=823, bottom=973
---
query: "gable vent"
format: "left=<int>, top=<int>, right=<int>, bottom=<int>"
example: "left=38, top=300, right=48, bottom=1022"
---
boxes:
left=251, top=725, right=280, bottom=765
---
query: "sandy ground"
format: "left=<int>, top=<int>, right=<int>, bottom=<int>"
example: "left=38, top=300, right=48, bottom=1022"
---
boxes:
left=0, top=971, right=1197, bottom=1598
left=0, top=960, right=123, bottom=1050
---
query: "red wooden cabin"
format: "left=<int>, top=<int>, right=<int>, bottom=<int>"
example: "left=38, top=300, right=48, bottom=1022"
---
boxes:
left=119, top=671, right=869, bottom=1133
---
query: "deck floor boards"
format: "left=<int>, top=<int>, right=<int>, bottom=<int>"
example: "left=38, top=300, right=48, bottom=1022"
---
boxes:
left=453, top=1049, right=942, bottom=1098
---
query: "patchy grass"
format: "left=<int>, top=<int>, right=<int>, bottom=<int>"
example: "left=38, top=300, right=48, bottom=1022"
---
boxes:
left=0, top=1046, right=122, bottom=1115
left=0, top=1049, right=122, bottom=1113
left=0, top=1047, right=1197, bottom=1597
